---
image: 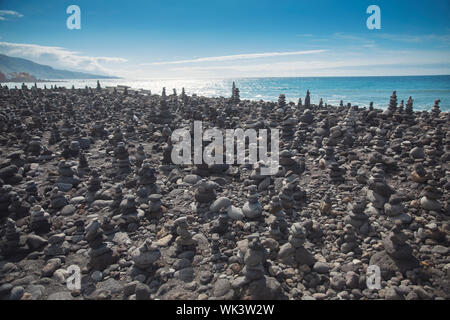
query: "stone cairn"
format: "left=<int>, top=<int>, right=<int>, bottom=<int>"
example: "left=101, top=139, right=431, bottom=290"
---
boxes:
left=148, top=194, right=163, bottom=219
left=29, top=205, right=51, bottom=234
left=135, top=144, right=146, bottom=168
left=387, top=91, right=398, bottom=115
left=174, top=217, right=197, bottom=254
left=279, top=182, right=295, bottom=212
left=1, top=218, right=26, bottom=256
left=304, top=90, right=311, bottom=108
left=328, top=162, right=346, bottom=184
left=420, top=185, right=442, bottom=212
left=78, top=151, right=89, bottom=172
left=384, top=194, right=411, bottom=223
left=242, top=233, right=267, bottom=282
left=210, top=233, right=222, bottom=262
left=88, top=169, right=102, bottom=193
left=110, top=183, right=123, bottom=216
left=339, top=224, right=359, bottom=254
left=278, top=223, right=315, bottom=267
left=319, top=194, right=332, bottom=215
left=119, top=194, right=140, bottom=231
left=57, top=161, right=80, bottom=189
left=44, top=233, right=68, bottom=257
left=50, top=187, right=68, bottom=211
left=85, top=220, right=118, bottom=271
left=114, top=142, right=132, bottom=175
left=242, top=185, right=262, bottom=220
left=131, top=239, right=161, bottom=274
left=344, top=199, right=369, bottom=234
left=194, top=179, right=218, bottom=203
left=266, top=196, right=288, bottom=241
left=365, top=167, right=395, bottom=215
left=136, top=160, right=157, bottom=194
left=370, top=221, right=420, bottom=277
left=431, top=99, right=441, bottom=117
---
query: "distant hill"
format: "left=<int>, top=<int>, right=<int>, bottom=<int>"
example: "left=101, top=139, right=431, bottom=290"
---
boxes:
left=0, top=54, right=120, bottom=80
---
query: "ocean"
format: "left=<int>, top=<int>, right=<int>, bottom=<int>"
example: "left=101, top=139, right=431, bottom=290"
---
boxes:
left=4, top=75, right=450, bottom=111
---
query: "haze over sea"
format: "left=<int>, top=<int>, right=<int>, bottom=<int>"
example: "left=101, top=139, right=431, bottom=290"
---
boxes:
left=8, top=75, right=450, bottom=111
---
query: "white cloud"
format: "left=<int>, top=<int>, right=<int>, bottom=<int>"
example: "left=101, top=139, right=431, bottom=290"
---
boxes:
left=0, top=41, right=127, bottom=75
left=0, top=10, right=23, bottom=21
left=142, top=50, right=327, bottom=65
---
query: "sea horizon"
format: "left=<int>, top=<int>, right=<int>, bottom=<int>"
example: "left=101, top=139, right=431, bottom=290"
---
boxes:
left=4, top=74, right=449, bottom=111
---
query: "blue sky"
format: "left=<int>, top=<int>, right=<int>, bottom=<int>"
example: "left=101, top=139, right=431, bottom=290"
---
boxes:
left=0, top=0, right=449, bottom=78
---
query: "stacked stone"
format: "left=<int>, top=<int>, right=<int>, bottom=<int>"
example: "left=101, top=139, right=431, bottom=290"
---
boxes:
left=1, top=218, right=24, bottom=256
left=304, top=90, right=311, bottom=108
left=24, top=180, right=39, bottom=202
left=50, top=187, right=68, bottom=210
left=29, top=205, right=51, bottom=234
left=344, top=199, right=369, bottom=234
left=210, top=233, right=222, bottom=262
left=69, top=141, right=80, bottom=157
left=8, top=192, right=30, bottom=219
left=372, top=130, right=387, bottom=154
left=161, top=140, right=173, bottom=165
left=136, top=160, right=157, bottom=194
left=27, top=136, right=42, bottom=156
left=242, top=233, right=267, bottom=281
left=119, top=195, right=140, bottom=231
left=73, top=220, right=86, bottom=242
left=319, top=145, right=335, bottom=169
left=44, top=233, right=68, bottom=257
left=131, top=239, right=161, bottom=272
left=48, top=125, right=61, bottom=145
left=242, top=185, right=262, bottom=219
left=135, top=144, right=146, bottom=168
left=384, top=194, right=411, bottom=223
left=370, top=221, right=420, bottom=277
left=266, top=196, right=288, bottom=240
left=0, top=165, right=22, bottom=185
left=211, top=212, right=229, bottom=235
left=431, top=99, right=441, bottom=117
left=339, top=225, right=359, bottom=254
left=194, top=179, right=218, bottom=203
left=328, top=162, right=346, bottom=184
left=297, top=98, right=302, bottom=108
left=88, top=169, right=101, bottom=192
left=281, top=118, right=296, bottom=145
left=420, top=185, right=442, bottom=212
left=0, top=182, right=12, bottom=220
left=85, top=220, right=118, bottom=270
left=405, top=97, right=414, bottom=115
left=365, top=167, right=395, bottom=215
left=249, top=161, right=271, bottom=192
left=279, top=182, right=295, bottom=211
left=57, top=161, right=80, bottom=189
left=174, top=217, right=197, bottom=254
left=114, top=142, right=132, bottom=175
left=110, top=183, right=123, bottom=216
left=319, top=194, right=332, bottom=215
left=387, top=91, right=398, bottom=114
left=148, top=194, right=163, bottom=218
left=78, top=151, right=89, bottom=171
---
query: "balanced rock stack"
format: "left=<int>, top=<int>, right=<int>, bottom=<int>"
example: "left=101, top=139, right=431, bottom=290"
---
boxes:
left=266, top=196, right=288, bottom=240
left=131, top=239, right=161, bottom=273
left=85, top=220, right=119, bottom=271
left=242, top=185, right=262, bottom=220
left=194, top=179, right=218, bottom=203
left=339, top=224, right=359, bottom=254
left=328, top=162, right=346, bottom=184
left=174, top=216, right=197, bottom=254
left=431, top=100, right=441, bottom=117
left=44, top=233, right=69, bottom=257
left=57, top=161, right=80, bottom=190
left=29, top=205, right=51, bottom=234
left=211, top=212, right=229, bottom=235
left=239, top=233, right=283, bottom=300
left=50, top=187, right=68, bottom=211
left=110, top=183, right=123, bottom=216
left=409, top=163, right=429, bottom=183
left=365, top=168, right=395, bottom=215
left=279, top=182, right=295, bottom=212
left=1, top=218, right=26, bottom=256
left=119, top=195, right=141, bottom=231
left=147, top=194, right=163, bottom=218
left=88, top=169, right=102, bottom=193
left=344, top=199, right=370, bottom=234
left=114, top=142, right=132, bottom=175
left=420, top=185, right=442, bottom=212
left=135, top=144, right=146, bottom=168
left=384, top=194, right=411, bottom=223
left=369, top=221, right=420, bottom=278
left=136, top=160, right=157, bottom=194
left=278, top=223, right=315, bottom=267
